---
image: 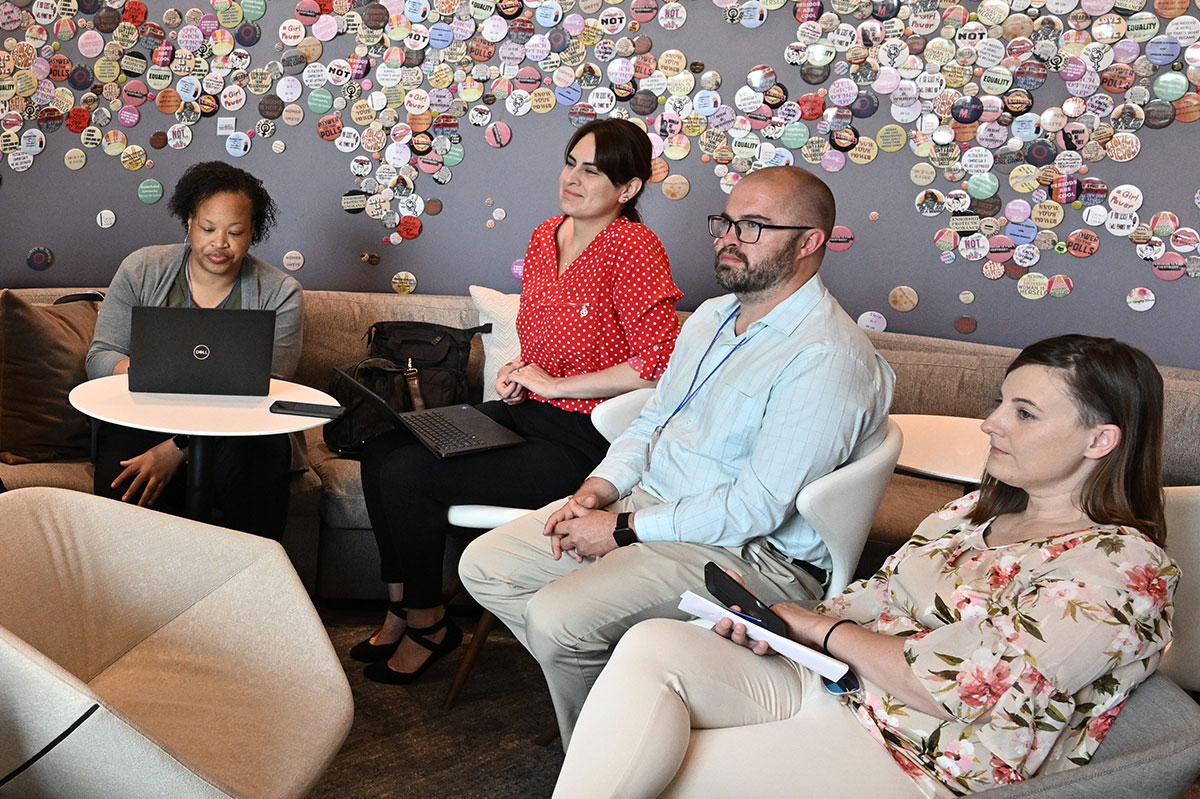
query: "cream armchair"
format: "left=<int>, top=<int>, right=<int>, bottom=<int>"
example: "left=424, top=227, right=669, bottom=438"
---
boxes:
left=0, top=487, right=353, bottom=798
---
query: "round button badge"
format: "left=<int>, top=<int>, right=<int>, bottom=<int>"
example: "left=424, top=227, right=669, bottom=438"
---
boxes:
left=391, top=270, right=418, bottom=293
left=888, top=285, right=918, bottom=311
left=856, top=311, right=887, bottom=332
left=1126, top=287, right=1155, bottom=311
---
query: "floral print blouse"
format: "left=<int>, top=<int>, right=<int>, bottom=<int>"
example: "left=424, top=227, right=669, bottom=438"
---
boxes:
left=815, top=493, right=1178, bottom=797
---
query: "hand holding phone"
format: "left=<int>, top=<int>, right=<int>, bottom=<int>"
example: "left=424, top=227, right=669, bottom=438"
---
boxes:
left=269, top=400, right=345, bottom=419
left=703, top=561, right=789, bottom=637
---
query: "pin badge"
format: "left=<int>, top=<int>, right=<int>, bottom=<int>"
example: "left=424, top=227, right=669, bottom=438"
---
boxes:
left=856, top=310, right=887, bottom=331
left=888, top=285, right=918, bottom=311
left=1126, top=287, right=1155, bottom=311
left=391, top=270, right=418, bottom=293
left=26, top=247, right=54, bottom=271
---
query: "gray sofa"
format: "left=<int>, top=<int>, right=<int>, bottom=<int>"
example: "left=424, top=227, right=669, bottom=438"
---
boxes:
left=4, top=287, right=1200, bottom=600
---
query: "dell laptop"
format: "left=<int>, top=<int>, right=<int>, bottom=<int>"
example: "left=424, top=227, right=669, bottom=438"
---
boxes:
left=128, top=306, right=276, bottom=396
left=397, top=404, right=526, bottom=458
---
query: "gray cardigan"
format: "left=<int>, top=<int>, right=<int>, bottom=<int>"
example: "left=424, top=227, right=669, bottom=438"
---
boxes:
left=86, top=244, right=304, bottom=381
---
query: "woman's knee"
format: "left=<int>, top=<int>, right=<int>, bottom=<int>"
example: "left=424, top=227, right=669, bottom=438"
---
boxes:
left=613, top=619, right=705, bottom=671
left=374, top=443, right=436, bottom=491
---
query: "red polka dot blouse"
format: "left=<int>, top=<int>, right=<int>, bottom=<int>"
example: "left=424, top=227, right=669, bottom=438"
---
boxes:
left=517, top=214, right=683, bottom=414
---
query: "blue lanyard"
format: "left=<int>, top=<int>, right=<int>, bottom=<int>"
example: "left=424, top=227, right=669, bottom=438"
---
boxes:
left=661, top=305, right=747, bottom=431
left=185, top=247, right=242, bottom=309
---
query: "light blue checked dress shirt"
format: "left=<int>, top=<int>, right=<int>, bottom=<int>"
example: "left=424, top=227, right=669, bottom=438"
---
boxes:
left=590, top=274, right=896, bottom=571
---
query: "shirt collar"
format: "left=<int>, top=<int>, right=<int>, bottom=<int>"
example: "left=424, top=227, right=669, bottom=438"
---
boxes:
left=713, top=273, right=826, bottom=337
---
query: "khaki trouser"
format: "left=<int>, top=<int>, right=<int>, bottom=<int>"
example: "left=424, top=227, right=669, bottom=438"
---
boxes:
left=554, top=618, right=928, bottom=799
left=458, top=491, right=824, bottom=749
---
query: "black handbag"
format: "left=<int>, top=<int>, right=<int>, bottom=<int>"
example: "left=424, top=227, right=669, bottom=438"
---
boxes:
left=322, top=321, right=490, bottom=457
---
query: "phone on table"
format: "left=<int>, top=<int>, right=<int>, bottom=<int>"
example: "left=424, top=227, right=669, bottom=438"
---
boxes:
left=703, top=561, right=789, bottom=637
left=268, top=400, right=345, bottom=419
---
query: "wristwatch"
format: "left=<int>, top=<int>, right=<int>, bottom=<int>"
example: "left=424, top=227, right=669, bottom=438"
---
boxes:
left=613, top=512, right=638, bottom=547
left=172, top=434, right=191, bottom=451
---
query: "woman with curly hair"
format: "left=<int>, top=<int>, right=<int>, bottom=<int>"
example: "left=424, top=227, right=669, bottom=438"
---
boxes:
left=87, top=160, right=302, bottom=539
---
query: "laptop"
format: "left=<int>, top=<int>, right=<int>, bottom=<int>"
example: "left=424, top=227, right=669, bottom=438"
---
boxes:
left=397, top=404, right=525, bottom=458
left=128, top=306, right=276, bottom=396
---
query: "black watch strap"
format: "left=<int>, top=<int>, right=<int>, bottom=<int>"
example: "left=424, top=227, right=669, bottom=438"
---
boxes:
left=613, top=512, right=637, bottom=547
left=172, top=434, right=191, bottom=451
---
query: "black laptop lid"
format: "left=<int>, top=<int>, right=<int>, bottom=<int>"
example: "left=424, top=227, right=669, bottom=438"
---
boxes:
left=128, top=306, right=276, bottom=396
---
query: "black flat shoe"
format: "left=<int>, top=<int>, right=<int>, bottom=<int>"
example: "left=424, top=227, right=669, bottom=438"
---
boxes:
left=362, top=616, right=463, bottom=685
left=349, top=601, right=407, bottom=663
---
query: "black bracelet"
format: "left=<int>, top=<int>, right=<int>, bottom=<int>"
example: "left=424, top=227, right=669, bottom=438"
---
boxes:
left=821, top=619, right=856, bottom=655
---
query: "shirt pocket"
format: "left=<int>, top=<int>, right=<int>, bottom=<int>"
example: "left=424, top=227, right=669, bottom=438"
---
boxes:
left=675, top=381, right=763, bottom=463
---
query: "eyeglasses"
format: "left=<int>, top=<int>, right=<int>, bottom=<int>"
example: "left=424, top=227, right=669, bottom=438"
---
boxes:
left=708, top=214, right=816, bottom=244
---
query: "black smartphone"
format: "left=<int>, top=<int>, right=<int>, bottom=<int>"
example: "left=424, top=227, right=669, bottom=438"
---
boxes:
left=268, top=400, right=345, bottom=419
left=703, top=561, right=789, bottom=637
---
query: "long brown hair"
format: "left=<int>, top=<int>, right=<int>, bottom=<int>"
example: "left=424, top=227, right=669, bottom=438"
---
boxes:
left=563, top=119, right=652, bottom=223
left=967, top=335, right=1166, bottom=545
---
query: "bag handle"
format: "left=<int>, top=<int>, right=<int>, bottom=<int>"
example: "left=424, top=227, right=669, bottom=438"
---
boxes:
left=403, top=359, right=427, bottom=412
left=367, top=321, right=493, bottom=348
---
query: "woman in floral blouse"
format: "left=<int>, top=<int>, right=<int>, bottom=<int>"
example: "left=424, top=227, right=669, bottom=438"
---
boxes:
left=554, top=334, right=1178, bottom=798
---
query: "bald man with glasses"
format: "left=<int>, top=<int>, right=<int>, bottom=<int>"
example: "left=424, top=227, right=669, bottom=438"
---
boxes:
left=461, top=166, right=895, bottom=747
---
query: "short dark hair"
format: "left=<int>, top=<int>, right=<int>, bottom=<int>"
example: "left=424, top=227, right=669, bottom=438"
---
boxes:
left=968, top=334, right=1166, bottom=545
left=167, top=161, right=278, bottom=245
left=563, top=119, right=653, bottom=224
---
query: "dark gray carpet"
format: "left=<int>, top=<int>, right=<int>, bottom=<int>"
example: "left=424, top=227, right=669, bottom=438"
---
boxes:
left=312, top=607, right=564, bottom=799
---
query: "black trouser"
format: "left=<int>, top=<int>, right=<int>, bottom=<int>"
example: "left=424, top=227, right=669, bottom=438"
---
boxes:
left=93, top=422, right=292, bottom=540
left=360, top=400, right=610, bottom=608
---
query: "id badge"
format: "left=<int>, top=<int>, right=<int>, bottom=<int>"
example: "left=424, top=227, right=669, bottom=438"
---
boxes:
left=646, top=424, right=663, bottom=468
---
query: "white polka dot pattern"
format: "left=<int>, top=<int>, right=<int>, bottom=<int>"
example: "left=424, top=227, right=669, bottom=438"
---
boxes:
left=516, top=215, right=683, bottom=414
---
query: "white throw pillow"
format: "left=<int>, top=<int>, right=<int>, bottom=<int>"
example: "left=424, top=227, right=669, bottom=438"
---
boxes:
left=469, top=285, right=521, bottom=402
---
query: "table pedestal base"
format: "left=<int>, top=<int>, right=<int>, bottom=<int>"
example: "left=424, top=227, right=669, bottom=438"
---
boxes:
left=186, top=436, right=215, bottom=524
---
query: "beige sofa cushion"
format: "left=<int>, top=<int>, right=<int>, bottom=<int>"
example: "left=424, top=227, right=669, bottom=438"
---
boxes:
left=1160, top=374, right=1200, bottom=486
left=0, top=459, right=93, bottom=491
left=305, top=427, right=370, bottom=530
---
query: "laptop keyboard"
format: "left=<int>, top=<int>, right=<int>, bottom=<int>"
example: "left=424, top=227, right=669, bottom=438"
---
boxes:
left=404, top=410, right=483, bottom=451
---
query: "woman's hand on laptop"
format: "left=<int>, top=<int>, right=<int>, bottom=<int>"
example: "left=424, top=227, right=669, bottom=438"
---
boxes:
left=112, top=441, right=187, bottom=507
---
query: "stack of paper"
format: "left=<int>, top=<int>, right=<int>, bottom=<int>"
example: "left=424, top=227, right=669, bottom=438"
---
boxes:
left=678, top=590, right=849, bottom=682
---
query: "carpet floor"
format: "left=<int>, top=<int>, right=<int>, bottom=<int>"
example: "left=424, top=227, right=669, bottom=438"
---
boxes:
left=310, top=605, right=565, bottom=799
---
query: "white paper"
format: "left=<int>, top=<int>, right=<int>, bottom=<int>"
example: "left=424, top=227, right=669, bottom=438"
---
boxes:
left=678, top=590, right=849, bottom=682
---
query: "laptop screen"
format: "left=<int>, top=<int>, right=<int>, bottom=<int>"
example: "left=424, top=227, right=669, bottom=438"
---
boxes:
left=128, top=306, right=276, bottom=396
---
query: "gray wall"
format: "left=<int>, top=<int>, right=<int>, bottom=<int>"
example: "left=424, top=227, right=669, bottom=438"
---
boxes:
left=2, top=0, right=1197, bottom=368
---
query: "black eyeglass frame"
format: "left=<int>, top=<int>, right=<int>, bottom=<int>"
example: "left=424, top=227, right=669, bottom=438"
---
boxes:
left=708, top=214, right=816, bottom=244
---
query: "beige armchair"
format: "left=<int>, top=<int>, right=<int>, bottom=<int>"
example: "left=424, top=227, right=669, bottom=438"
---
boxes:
left=0, top=487, right=353, bottom=798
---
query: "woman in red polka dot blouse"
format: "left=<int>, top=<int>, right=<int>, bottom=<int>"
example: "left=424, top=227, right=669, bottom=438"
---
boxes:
left=354, top=119, right=684, bottom=685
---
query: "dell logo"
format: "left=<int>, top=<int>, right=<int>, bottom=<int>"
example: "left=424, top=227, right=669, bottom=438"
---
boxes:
left=193, top=344, right=210, bottom=360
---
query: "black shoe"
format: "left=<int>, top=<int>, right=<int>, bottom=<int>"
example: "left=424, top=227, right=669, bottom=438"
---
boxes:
left=362, top=616, right=463, bottom=685
left=349, top=601, right=406, bottom=663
